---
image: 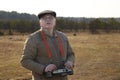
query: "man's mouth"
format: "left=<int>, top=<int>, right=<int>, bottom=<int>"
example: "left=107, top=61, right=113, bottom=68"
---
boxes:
left=46, top=23, right=51, bottom=25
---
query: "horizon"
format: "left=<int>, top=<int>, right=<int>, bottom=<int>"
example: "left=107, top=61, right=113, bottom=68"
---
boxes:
left=0, top=0, right=120, bottom=18
left=1, top=10, right=120, bottom=19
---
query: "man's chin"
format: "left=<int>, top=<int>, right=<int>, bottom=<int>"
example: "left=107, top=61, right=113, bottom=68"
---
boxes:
left=45, top=26, right=53, bottom=29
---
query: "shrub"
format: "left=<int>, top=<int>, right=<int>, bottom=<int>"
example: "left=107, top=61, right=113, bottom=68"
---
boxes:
left=0, top=31, right=4, bottom=36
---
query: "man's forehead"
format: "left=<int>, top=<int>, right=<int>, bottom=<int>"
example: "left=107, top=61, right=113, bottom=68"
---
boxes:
left=42, top=14, right=54, bottom=17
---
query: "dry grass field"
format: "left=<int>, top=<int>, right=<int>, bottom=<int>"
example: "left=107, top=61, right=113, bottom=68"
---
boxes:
left=0, top=32, right=120, bottom=80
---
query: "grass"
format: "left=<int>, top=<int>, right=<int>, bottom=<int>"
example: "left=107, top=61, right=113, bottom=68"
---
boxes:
left=0, top=33, right=120, bottom=80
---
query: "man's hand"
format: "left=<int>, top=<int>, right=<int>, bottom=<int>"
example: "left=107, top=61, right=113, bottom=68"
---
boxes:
left=44, top=64, right=57, bottom=72
left=64, top=61, right=74, bottom=69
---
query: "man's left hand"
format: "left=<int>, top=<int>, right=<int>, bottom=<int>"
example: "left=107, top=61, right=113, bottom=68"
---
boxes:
left=64, top=61, right=74, bottom=69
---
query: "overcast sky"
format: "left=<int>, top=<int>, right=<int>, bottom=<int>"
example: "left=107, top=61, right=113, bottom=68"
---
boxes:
left=0, top=0, right=120, bottom=18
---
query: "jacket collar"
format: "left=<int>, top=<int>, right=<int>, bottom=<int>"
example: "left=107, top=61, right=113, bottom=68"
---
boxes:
left=40, top=29, right=57, bottom=38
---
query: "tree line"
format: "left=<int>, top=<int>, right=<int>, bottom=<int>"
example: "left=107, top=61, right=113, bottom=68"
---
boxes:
left=0, top=11, right=120, bottom=35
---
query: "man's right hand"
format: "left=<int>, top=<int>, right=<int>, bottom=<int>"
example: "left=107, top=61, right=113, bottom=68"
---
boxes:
left=44, top=64, right=57, bottom=72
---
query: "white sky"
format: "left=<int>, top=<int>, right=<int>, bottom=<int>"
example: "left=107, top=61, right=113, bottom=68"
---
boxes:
left=0, top=0, right=120, bottom=18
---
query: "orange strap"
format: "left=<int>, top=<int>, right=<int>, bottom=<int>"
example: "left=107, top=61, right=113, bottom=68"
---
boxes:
left=40, top=31, right=64, bottom=59
left=56, top=32, right=64, bottom=57
left=40, top=31, right=52, bottom=58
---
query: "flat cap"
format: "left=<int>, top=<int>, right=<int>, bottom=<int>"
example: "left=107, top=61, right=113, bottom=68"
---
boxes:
left=38, top=10, right=56, bottom=19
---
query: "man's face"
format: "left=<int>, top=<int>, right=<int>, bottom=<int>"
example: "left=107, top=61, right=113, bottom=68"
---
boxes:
left=39, top=14, right=56, bottom=30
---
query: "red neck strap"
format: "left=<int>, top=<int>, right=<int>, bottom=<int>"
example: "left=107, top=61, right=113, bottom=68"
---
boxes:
left=40, top=31, right=64, bottom=59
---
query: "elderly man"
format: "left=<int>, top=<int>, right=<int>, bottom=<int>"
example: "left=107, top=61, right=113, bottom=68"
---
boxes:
left=20, top=10, right=75, bottom=80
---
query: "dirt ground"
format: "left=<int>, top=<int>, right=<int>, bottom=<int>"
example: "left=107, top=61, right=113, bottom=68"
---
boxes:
left=0, top=33, right=120, bottom=80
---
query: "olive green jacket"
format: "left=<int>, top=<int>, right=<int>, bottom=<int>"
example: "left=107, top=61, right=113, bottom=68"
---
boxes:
left=20, top=29, right=75, bottom=80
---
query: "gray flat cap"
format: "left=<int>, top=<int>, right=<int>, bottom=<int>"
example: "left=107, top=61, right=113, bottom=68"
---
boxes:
left=38, top=10, right=56, bottom=19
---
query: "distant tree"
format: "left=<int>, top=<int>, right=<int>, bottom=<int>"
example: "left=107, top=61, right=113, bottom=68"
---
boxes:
left=89, top=19, right=100, bottom=33
left=79, top=21, right=88, bottom=31
left=6, top=21, right=13, bottom=35
left=108, top=18, right=120, bottom=32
